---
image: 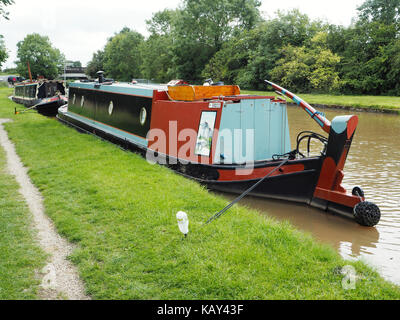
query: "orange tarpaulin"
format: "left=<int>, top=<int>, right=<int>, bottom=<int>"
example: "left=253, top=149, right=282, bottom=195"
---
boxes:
left=168, top=85, right=241, bottom=101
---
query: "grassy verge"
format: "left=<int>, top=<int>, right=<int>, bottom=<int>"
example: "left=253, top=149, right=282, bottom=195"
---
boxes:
left=0, top=121, right=46, bottom=299
left=243, top=90, right=400, bottom=113
left=1, top=87, right=399, bottom=299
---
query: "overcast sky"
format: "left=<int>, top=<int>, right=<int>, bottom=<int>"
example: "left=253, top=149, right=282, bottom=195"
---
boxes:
left=0, top=0, right=365, bottom=69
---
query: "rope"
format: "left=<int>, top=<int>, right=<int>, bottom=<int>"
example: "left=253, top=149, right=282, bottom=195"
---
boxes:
left=205, top=159, right=289, bottom=225
left=15, top=102, right=40, bottom=114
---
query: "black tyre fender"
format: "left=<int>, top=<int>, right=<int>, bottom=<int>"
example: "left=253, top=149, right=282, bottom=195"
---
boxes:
left=353, top=201, right=381, bottom=227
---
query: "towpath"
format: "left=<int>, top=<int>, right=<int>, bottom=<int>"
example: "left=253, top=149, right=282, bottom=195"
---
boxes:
left=0, top=119, right=89, bottom=300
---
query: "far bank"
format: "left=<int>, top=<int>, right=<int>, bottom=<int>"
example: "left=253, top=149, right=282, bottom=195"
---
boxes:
left=243, top=90, right=400, bottom=114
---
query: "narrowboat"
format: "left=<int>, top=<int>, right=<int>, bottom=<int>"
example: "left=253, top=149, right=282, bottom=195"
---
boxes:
left=57, top=73, right=381, bottom=227
left=12, top=80, right=67, bottom=116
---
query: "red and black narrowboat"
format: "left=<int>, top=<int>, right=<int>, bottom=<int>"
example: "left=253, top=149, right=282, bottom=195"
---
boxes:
left=12, top=80, right=67, bottom=116
left=57, top=73, right=381, bottom=227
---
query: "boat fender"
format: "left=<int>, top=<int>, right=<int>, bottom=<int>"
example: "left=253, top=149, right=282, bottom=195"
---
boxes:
left=353, top=201, right=381, bottom=227
left=352, top=186, right=365, bottom=198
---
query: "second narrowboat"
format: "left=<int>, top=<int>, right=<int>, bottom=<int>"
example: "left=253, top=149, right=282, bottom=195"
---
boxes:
left=12, top=79, right=67, bottom=116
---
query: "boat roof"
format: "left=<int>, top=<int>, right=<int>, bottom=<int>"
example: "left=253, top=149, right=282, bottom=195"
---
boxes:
left=69, top=80, right=167, bottom=98
left=69, top=80, right=286, bottom=103
left=15, top=80, right=64, bottom=87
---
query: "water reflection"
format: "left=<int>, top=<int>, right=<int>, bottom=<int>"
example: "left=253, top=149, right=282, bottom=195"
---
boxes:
left=215, top=105, right=400, bottom=285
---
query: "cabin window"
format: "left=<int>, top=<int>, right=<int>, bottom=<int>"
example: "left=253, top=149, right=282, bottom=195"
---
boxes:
left=140, top=107, right=147, bottom=125
left=195, top=111, right=217, bottom=157
left=81, top=96, right=85, bottom=107
left=108, top=101, right=114, bottom=115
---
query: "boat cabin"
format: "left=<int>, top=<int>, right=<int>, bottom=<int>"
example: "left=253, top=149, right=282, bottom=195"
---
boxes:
left=67, top=81, right=291, bottom=166
left=14, top=80, right=66, bottom=103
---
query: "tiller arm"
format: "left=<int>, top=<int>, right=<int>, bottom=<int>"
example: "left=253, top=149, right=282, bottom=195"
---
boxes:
left=265, top=80, right=331, bottom=134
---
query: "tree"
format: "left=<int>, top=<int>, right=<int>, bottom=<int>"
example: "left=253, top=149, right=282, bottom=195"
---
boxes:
left=385, top=39, right=400, bottom=94
left=103, top=28, right=144, bottom=81
left=336, top=18, right=398, bottom=94
left=86, top=50, right=105, bottom=78
left=0, top=0, right=13, bottom=20
left=146, top=9, right=177, bottom=36
left=141, top=9, right=178, bottom=82
left=202, top=28, right=260, bottom=84
left=270, top=32, right=341, bottom=93
left=0, top=35, right=7, bottom=69
left=0, top=0, right=14, bottom=67
left=232, top=9, right=326, bottom=89
left=140, top=34, right=175, bottom=82
left=357, top=0, right=400, bottom=25
left=15, top=34, right=65, bottom=79
left=155, top=0, right=262, bottom=80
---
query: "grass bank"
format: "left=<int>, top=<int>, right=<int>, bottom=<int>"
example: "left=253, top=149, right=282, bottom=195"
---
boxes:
left=0, top=121, right=46, bottom=299
left=244, top=90, right=400, bottom=114
left=1, top=87, right=399, bottom=299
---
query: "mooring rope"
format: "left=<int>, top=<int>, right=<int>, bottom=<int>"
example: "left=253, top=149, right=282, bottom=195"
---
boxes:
left=205, top=158, right=289, bottom=225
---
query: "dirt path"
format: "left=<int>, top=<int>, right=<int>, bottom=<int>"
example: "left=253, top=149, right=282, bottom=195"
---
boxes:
left=0, top=119, right=90, bottom=300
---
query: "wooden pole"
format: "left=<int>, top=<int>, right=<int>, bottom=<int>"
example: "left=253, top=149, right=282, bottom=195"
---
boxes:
left=27, top=61, right=33, bottom=82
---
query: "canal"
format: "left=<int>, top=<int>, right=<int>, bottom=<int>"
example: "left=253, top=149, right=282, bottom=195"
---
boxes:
left=218, top=105, right=400, bottom=285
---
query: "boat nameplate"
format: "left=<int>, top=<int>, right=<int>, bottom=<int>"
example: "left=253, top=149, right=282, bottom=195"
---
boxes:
left=209, top=102, right=221, bottom=109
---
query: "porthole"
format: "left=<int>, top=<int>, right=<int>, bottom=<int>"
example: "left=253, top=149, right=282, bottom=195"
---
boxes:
left=72, top=94, right=76, bottom=105
left=140, top=107, right=147, bottom=126
left=81, top=96, right=85, bottom=107
left=108, top=101, right=114, bottom=115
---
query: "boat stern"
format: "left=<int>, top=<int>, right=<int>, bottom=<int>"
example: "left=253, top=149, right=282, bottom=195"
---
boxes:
left=311, top=115, right=381, bottom=226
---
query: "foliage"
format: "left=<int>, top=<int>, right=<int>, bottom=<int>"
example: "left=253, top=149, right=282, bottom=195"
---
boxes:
left=357, top=0, right=400, bottom=25
left=270, top=32, right=341, bottom=93
left=15, top=33, right=65, bottom=80
left=66, top=60, right=82, bottom=68
left=0, top=34, right=7, bottom=69
left=103, top=28, right=144, bottom=81
left=2, top=66, right=17, bottom=74
left=202, top=28, right=260, bottom=85
left=140, top=34, right=175, bottom=83
left=0, top=0, right=13, bottom=20
left=86, top=50, right=105, bottom=78
left=83, top=0, right=400, bottom=95
left=235, top=9, right=327, bottom=89
left=154, top=0, right=262, bottom=80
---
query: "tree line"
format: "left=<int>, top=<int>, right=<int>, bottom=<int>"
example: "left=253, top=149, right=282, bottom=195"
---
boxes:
left=86, top=0, right=400, bottom=95
left=2, top=0, right=400, bottom=95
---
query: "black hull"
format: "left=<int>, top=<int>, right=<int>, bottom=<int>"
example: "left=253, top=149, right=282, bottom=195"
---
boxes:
left=206, top=169, right=319, bottom=204
left=36, top=100, right=66, bottom=117
left=13, top=96, right=66, bottom=117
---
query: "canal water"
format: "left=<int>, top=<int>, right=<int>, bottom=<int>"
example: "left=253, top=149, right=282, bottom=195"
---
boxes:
left=218, top=105, right=400, bottom=285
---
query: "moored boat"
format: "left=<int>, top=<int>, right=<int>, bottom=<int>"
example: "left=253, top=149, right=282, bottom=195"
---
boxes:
left=57, top=74, right=381, bottom=227
left=12, top=80, right=67, bottom=116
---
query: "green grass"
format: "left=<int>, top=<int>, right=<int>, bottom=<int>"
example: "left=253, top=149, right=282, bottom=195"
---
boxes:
left=244, top=90, right=400, bottom=113
left=0, top=124, right=46, bottom=299
left=0, top=87, right=399, bottom=299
